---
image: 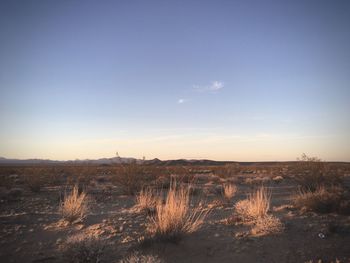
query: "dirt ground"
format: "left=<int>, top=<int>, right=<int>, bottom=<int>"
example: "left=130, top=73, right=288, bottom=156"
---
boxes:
left=1, top=167, right=350, bottom=263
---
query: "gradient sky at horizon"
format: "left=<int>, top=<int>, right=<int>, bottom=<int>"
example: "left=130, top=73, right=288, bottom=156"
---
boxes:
left=1, top=0, right=350, bottom=161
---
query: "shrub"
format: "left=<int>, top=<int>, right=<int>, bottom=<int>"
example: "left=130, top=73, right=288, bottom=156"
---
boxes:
left=214, top=163, right=240, bottom=178
left=119, top=252, right=162, bottom=263
left=235, top=186, right=270, bottom=221
left=293, top=186, right=343, bottom=214
left=112, top=163, right=156, bottom=195
left=0, top=175, right=15, bottom=189
left=305, top=259, right=341, bottom=263
left=291, top=154, right=341, bottom=191
left=251, top=214, right=284, bottom=236
left=147, top=182, right=209, bottom=241
left=60, top=185, right=89, bottom=223
left=60, top=233, right=106, bottom=263
left=222, top=183, right=237, bottom=201
left=24, top=174, right=44, bottom=192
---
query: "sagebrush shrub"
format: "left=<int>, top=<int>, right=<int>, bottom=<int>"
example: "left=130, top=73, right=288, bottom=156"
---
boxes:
left=293, top=186, right=343, bottom=214
left=60, top=233, right=106, bottom=263
left=291, top=154, right=341, bottom=191
left=251, top=214, right=284, bottom=236
left=119, top=252, right=162, bottom=263
left=112, top=163, right=157, bottom=195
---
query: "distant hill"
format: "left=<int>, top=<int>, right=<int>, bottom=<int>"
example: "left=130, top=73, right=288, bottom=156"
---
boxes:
left=0, top=156, right=139, bottom=165
left=0, top=157, right=348, bottom=166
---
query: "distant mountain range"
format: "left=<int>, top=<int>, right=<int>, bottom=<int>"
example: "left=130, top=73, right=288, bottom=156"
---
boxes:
left=0, top=157, right=348, bottom=166
left=0, top=156, right=235, bottom=166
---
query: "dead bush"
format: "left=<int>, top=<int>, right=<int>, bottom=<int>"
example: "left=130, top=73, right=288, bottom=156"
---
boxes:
left=24, top=174, right=44, bottom=192
left=214, top=163, right=240, bottom=178
left=147, top=181, right=209, bottom=241
left=119, top=252, right=162, bottom=263
left=305, top=259, right=341, bottom=263
left=251, top=214, right=284, bottom=236
left=112, top=163, right=156, bottom=195
left=291, top=154, right=341, bottom=191
left=166, top=166, right=194, bottom=184
left=293, top=186, right=344, bottom=214
left=60, top=233, right=106, bottom=263
left=60, top=185, right=89, bottom=223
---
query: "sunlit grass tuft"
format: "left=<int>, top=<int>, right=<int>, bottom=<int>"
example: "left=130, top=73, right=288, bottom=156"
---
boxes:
left=60, top=185, right=89, bottom=223
left=147, top=181, right=209, bottom=241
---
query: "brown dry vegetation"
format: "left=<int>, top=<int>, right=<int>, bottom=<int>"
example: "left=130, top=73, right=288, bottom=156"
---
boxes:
left=222, top=183, right=237, bottom=201
left=291, top=153, right=342, bottom=191
left=147, top=182, right=209, bottom=242
left=60, top=233, right=106, bottom=263
left=0, top=158, right=349, bottom=262
left=135, top=187, right=160, bottom=213
left=293, top=186, right=350, bottom=214
left=235, top=186, right=271, bottom=221
left=60, top=185, right=89, bottom=223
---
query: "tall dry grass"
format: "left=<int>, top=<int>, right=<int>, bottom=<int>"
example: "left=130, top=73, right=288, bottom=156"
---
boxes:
left=222, top=183, right=237, bottom=201
left=234, top=186, right=284, bottom=235
left=147, top=182, right=209, bottom=241
left=60, top=185, right=89, bottom=223
left=235, top=186, right=271, bottom=221
left=135, top=187, right=159, bottom=213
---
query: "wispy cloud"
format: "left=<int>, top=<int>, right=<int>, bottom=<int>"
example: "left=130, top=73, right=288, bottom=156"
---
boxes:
left=193, top=81, right=224, bottom=92
left=177, top=98, right=186, bottom=104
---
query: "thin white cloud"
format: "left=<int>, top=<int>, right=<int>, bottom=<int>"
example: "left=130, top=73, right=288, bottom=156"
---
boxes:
left=193, top=81, right=224, bottom=92
left=210, top=81, right=224, bottom=91
left=177, top=98, right=186, bottom=104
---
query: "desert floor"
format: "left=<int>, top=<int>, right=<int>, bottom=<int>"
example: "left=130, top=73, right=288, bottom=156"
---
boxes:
left=1, top=167, right=350, bottom=263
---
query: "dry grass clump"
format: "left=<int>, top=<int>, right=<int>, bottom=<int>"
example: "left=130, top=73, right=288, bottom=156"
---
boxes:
left=222, top=183, right=237, bottom=201
left=60, top=233, right=106, bottom=263
left=119, top=252, right=162, bottom=263
left=60, top=185, right=89, bottom=223
left=293, top=186, right=344, bottom=214
left=235, top=186, right=270, bottom=221
left=233, top=186, right=284, bottom=236
left=147, top=182, right=209, bottom=241
left=135, top=187, right=160, bottom=213
left=251, top=214, right=284, bottom=236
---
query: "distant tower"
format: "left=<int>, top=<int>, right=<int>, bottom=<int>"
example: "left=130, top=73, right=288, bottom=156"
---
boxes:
left=116, top=151, right=121, bottom=164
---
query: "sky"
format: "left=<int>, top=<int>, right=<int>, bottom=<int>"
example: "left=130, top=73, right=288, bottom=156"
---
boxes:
left=0, top=0, right=350, bottom=161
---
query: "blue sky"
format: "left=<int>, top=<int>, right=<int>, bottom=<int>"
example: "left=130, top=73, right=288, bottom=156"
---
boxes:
left=0, top=0, right=349, bottom=161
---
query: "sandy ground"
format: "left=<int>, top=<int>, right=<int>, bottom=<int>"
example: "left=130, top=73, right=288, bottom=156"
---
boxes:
left=1, top=174, right=350, bottom=263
